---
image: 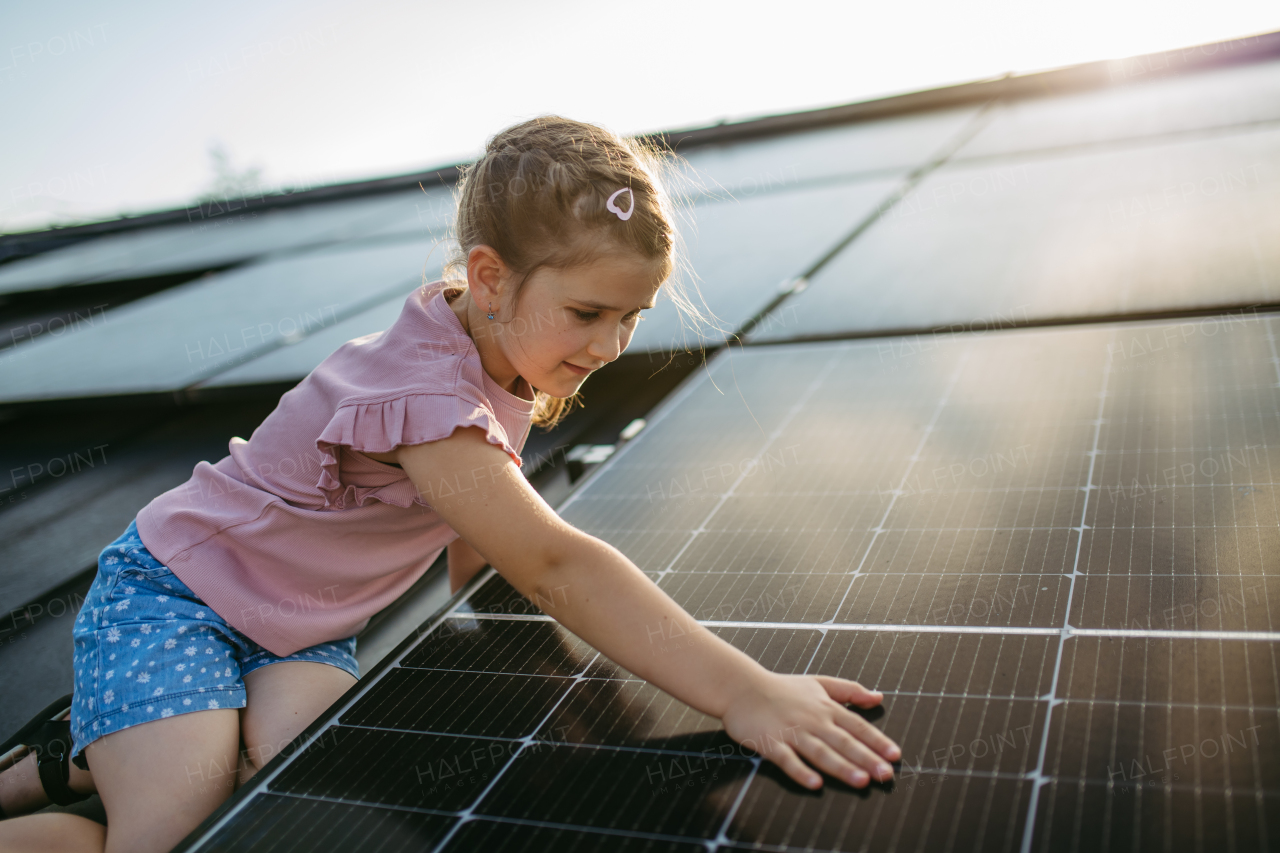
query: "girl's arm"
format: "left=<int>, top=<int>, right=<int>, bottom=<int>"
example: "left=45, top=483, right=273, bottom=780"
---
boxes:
left=446, top=535, right=488, bottom=593
left=396, top=426, right=902, bottom=789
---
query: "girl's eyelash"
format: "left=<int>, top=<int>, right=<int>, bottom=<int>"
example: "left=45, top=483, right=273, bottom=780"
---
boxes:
left=571, top=308, right=644, bottom=321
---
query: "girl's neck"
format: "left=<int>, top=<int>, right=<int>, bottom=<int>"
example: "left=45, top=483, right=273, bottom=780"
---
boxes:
left=447, top=288, right=530, bottom=400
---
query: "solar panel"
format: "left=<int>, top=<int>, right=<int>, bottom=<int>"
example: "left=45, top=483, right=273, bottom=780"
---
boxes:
left=0, top=399, right=280, bottom=616
left=345, top=185, right=458, bottom=243
left=628, top=177, right=903, bottom=352
left=0, top=192, right=411, bottom=294
left=955, top=57, right=1280, bottom=163
left=0, top=239, right=440, bottom=403
left=670, top=105, right=984, bottom=195
left=114, top=195, right=419, bottom=281
left=196, top=292, right=412, bottom=388
left=178, top=311, right=1280, bottom=852
left=204, top=179, right=905, bottom=373
left=749, top=124, right=1280, bottom=343
left=198, top=247, right=449, bottom=388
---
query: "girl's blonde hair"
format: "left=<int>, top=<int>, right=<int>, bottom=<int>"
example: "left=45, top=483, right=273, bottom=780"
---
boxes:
left=441, top=115, right=711, bottom=430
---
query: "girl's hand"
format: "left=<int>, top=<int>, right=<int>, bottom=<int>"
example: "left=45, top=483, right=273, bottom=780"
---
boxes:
left=393, top=428, right=900, bottom=788
left=720, top=672, right=901, bottom=790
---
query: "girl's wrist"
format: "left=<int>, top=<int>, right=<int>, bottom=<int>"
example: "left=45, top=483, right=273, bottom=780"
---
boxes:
left=708, top=653, right=780, bottom=719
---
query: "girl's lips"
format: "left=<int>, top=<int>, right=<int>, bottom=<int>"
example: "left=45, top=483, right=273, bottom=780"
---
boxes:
left=563, top=362, right=592, bottom=376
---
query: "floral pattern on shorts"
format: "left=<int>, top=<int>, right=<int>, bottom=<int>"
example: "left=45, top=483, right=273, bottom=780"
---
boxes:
left=69, top=518, right=359, bottom=765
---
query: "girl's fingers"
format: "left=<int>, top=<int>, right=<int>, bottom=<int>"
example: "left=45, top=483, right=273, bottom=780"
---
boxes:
left=834, top=709, right=900, bottom=762
left=815, top=675, right=883, bottom=709
left=763, top=740, right=824, bottom=790
left=821, top=725, right=894, bottom=782
left=833, top=704, right=902, bottom=762
left=796, top=732, right=870, bottom=789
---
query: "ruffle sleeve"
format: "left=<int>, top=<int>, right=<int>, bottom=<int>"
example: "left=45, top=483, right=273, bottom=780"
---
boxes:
left=315, top=393, right=523, bottom=510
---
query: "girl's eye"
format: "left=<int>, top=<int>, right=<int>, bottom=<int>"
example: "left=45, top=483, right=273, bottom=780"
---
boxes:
left=571, top=309, right=598, bottom=321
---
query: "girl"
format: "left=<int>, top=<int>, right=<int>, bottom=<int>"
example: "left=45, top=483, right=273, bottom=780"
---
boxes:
left=0, top=115, right=900, bottom=853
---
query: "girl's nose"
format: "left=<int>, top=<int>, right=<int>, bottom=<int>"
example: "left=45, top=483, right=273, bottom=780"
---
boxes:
left=587, top=324, right=624, bottom=364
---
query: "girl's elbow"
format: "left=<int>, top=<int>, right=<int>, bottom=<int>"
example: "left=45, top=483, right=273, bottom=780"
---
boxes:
left=524, top=524, right=585, bottom=589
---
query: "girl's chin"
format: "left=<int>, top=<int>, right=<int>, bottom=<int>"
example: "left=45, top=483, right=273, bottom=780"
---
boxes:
left=525, top=374, right=582, bottom=398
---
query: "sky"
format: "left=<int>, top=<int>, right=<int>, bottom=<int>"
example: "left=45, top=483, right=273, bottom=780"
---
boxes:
left=1, top=0, right=1277, bottom=233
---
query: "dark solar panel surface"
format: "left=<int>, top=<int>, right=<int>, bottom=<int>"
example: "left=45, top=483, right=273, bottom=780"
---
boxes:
left=204, top=177, right=907, bottom=387
left=0, top=192, right=411, bottom=294
left=952, top=57, right=1280, bottom=162
left=672, top=105, right=983, bottom=192
left=628, top=177, right=903, bottom=353
left=0, top=238, right=438, bottom=402
left=198, top=289, right=414, bottom=387
left=201, top=176, right=908, bottom=384
left=182, top=311, right=1280, bottom=852
left=749, top=123, right=1280, bottom=343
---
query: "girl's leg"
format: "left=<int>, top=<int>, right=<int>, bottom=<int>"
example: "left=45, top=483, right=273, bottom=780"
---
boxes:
left=0, top=739, right=99, bottom=814
left=236, top=660, right=358, bottom=786
left=0, top=708, right=240, bottom=853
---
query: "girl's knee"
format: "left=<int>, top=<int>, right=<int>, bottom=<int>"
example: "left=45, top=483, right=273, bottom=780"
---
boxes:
left=0, top=812, right=106, bottom=852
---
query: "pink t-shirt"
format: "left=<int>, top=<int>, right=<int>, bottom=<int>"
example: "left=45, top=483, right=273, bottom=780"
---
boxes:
left=135, top=279, right=535, bottom=657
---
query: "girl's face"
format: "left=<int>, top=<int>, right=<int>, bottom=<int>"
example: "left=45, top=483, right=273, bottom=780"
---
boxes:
left=469, top=246, right=667, bottom=398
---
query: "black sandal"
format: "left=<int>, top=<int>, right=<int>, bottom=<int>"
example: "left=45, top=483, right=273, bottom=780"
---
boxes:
left=0, top=693, right=91, bottom=817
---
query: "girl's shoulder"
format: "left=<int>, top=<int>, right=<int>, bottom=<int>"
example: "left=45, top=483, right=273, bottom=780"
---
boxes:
left=306, top=277, right=534, bottom=436
left=320, top=279, right=475, bottom=402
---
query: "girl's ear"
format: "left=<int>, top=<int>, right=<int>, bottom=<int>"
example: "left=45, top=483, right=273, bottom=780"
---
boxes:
left=466, top=245, right=509, bottom=307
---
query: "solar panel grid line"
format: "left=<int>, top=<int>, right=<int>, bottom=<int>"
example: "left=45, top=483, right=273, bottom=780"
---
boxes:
left=1042, top=705, right=1280, bottom=792
left=1267, top=317, right=1280, bottom=387
left=1069, top=628, right=1280, bottom=641
left=326, top=721, right=726, bottom=764
left=748, top=131, right=1280, bottom=347
left=707, top=620, right=1059, bottom=636
left=426, top=646, right=633, bottom=850
left=710, top=755, right=763, bottom=851
left=436, top=612, right=1280, bottom=643
left=1239, top=643, right=1276, bottom=849
left=442, top=611, right=554, bottom=622
left=950, top=113, right=1280, bottom=171
left=788, top=100, right=1001, bottom=287
left=1020, top=327, right=1116, bottom=853
left=260, top=787, right=458, bottom=818
left=722, top=103, right=996, bottom=350
left=179, top=567, right=530, bottom=849
left=180, top=271, right=425, bottom=390
left=196, top=793, right=460, bottom=852
left=551, top=348, right=728, bottom=518
left=826, top=347, right=974, bottom=621
left=648, top=349, right=846, bottom=584
left=438, top=821, right=712, bottom=852
left=838, top=692, right=1279, bottom=712
left=446, top=813, right=721, bottom=851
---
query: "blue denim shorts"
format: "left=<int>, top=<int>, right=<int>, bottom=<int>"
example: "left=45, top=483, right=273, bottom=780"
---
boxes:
left=69, top=519, right=359, bottom=766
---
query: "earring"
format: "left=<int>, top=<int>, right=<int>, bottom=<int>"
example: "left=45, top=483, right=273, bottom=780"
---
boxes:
left=487, top=302, right=495, bottom=320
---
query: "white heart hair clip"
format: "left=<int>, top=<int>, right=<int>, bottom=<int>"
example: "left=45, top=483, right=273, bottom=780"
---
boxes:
left=606, top=187, right=634, bottom=221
